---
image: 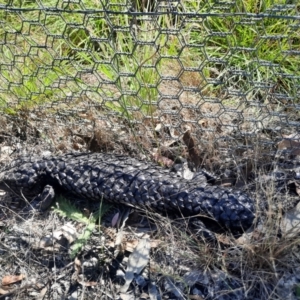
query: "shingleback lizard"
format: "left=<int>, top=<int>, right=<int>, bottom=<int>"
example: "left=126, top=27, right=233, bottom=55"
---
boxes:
left=0, top=152, right=255, bottom=234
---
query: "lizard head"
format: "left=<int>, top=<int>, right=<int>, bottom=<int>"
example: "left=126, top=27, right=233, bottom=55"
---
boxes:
left=0, top=158, right=44, bottom=198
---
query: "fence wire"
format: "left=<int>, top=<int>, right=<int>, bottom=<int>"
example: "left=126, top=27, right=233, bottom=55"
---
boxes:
left=0, top=0, right=300, bottom=170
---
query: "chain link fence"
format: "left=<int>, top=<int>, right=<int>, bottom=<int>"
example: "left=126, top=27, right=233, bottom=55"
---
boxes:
left=0, top=0, right=300, bottom=172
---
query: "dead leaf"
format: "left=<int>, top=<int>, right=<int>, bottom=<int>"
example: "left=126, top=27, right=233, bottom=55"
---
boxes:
left=0, top=287, right=10, bottom=295
left=120, top=238, right=151, bottom=293
left=151, top=153, right=174, bottom=167
left=125, top=239, right=160, bottom=252
left=2, top=274, right=25, bottom=286
left=295, top=182, right=300, bottom=196
left=189, top=295, right=204, bottom=300
left=112, top=212, right=120, bottom=227
left=277, top=136, right=300, bottom=157
left=74, top=257, right=82, bottom=274
left=77, top=280, right=97, bottom=287
left=182, top=129, right=202, bottom=168
left=119, top=293, right=136, bottom=300
left=36, top=286, right=48, bottom=300
left=58, top=223, right=77, bottom=244
left=124, top=240, right=139, bottom=252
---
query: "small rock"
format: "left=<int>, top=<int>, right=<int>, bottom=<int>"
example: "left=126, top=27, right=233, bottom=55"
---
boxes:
left=173, top=162, right=194, bottom=180
left=281, top=201, right=300, bottom=237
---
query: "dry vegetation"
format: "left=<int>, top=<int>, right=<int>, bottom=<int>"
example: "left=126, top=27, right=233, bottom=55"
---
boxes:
left=1, top=113, right=300, bottom=299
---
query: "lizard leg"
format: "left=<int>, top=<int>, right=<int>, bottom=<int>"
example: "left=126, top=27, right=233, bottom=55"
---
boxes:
left=189, top=218, right=218, bottom=245
left=30, top=185, right=55, bottom=211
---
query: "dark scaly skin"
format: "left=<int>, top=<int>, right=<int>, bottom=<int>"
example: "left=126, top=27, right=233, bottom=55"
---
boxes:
left=0, top=152, right=255, bottom=234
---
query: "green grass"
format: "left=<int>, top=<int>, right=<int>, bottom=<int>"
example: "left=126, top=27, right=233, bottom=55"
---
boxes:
left=186, top=0, right=300, bottom=100
left=0, top=0, right=299, bottom=116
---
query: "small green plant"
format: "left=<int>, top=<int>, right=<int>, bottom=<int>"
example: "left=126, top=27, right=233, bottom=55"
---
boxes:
left=53, top=196, right=111, bottom=258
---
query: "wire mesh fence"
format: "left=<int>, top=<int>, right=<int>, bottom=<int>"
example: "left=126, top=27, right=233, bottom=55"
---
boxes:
left=0, top=0, right=300, bottom=171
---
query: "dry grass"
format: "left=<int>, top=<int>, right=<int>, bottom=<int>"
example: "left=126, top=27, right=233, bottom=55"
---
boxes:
left=1, top=113, right=300, bottom=299
left=1, top=164, right=300, bottom=299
